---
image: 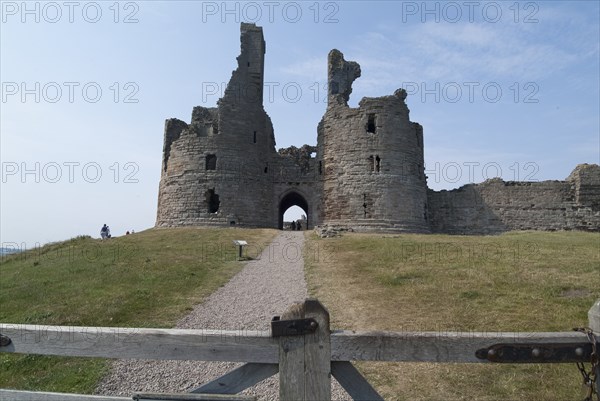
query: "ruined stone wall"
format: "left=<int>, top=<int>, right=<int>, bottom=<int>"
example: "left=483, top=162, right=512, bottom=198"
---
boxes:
left=156, top=23, right=278, bottom=228
left=156, top=23, right=600, bottom=235
left=568, top=163, right=600, bottom=210
left=428, top=164, right=600, bottom=234
left=271, top=146, right=321, bottom=229
left=319, top=50, right=429, bottom=232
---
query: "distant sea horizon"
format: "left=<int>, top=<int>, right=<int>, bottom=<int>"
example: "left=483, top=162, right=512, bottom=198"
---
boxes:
left=0, top=247, right=22, bottom=255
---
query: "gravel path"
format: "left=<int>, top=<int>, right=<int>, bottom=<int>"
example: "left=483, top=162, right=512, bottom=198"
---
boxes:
left=96, top=231, right=350, bottom=400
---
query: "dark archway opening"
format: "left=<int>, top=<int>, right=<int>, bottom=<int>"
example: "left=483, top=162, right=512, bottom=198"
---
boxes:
left=278, top=191, right=309, bottom=230
left=205, top=188, right=220, bottom=213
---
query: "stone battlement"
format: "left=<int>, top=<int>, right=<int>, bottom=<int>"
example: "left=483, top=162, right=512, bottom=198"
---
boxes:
left=156, top=24, right=600, bottom=234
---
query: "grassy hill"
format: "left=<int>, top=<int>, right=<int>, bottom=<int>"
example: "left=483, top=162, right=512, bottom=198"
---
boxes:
left=0, top=227, right=278, bottom=393
left=305, top=230, right=600, bottom=400
left=1, top=228, right=598, bottom=399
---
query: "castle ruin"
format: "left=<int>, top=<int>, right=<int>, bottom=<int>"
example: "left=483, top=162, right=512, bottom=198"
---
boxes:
left=156, top=23, right=600, bottom=234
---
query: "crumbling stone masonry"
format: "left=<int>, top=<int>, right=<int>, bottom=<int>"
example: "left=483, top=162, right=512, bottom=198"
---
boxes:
left=156, top=23, right=600, bottom=233
left=427, top=164, right=600, bottom=234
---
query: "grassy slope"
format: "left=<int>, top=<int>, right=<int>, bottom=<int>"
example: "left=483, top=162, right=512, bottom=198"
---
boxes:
left=0, top=227, right=278, bottom=393
left=305, top=231, right=600, bottom=401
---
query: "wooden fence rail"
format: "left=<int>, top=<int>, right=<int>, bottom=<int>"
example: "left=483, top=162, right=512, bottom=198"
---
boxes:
left=0, top=390, right=256, bottom=401
left=0, top=324, right=591, bottom=363
left=1, top=298, right=598, bottom=401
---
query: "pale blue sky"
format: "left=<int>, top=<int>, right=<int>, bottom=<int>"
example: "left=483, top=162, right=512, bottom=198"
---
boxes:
left=1, top=1, right=599, bottom=246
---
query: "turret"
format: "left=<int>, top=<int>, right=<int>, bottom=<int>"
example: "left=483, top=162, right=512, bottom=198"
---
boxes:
left=318, top=50, right=429, bottom=232
left=156, top=23, right=277, bottom=228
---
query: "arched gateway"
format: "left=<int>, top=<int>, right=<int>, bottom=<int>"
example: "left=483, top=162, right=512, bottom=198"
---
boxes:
left=156, top=23, right=600, bottom=234
left=278, top=191, right=309, bottom=230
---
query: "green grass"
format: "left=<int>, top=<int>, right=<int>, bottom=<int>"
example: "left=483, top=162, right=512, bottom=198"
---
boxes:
left=0, top=227, right=277, bottom=394
left=305, top=230, right=600, bottom=400
left=2, top=228, right=598, bottom=399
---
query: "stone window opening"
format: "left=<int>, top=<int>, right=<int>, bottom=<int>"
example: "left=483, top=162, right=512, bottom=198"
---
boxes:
left=253, top=131, right=257, bottom=143
left=363, top=194, right=368, bottom=218
left=264, top=163, right=269, bottom=174
left=205, top=154, right=217, bottom=170
left=319, top=161, right=322, bottom=175
left=247, top=62, right=250, bottom=67
left=375, top=155, right=381, bottom=172
left=206, top=188, right=220, bottom=213
left=367, top=114, right=376, bottom=134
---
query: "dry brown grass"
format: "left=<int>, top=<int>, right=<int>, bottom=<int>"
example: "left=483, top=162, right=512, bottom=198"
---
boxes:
left=304, top=230, right=600, bottom=400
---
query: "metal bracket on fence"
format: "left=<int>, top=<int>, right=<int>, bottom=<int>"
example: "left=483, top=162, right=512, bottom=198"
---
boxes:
left=271, top=316, right=318, bottom=337
left=476, top=342, right=593, bottom=363
left=0, top=334, right=11, bottom=347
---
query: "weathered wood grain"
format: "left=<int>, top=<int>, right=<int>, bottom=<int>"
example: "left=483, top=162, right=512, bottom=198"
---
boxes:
left=278, top=303, right=306, bottom=400
left=331, top=361, right=384, bottom=401
left=0, top=324, right=278, bottom=363
left=1, top=324, right=590, bottom=364
left=330, top=330, right=589, bottom=363
left=0, top=389, right=128, bottom=401
left=589, top=299, right=600, bottom=395
left=304, top=299, right=331, bottom=400
left=2, top=299, right=599, bottom=400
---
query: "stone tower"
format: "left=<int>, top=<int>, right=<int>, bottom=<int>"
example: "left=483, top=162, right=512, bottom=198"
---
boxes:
left=156, top=23, right=600, bottom=234
left=318, top=50, right=430, bottom=232
left=156, top=23, right=277, bottom=227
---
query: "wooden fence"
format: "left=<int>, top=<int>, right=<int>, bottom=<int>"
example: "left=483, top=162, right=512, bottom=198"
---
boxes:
left=1, top=298, right=598, bottom=401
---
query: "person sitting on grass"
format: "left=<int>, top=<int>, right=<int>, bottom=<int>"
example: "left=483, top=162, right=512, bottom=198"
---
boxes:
left=100, top=224, right=109, bottom=240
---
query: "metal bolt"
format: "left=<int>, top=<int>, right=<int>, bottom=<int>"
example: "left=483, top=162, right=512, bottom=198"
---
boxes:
left=575, top=347, right=584, bottom=356
left=310, top=321, right=317, bottom=329
left=488, top=348, right=496, bottom=357
left=532, top=348, right=541, bottom=358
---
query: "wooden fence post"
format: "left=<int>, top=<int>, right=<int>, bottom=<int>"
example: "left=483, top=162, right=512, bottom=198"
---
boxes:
left=278, top=299, right=331, bottom=401
left=589, top=298, right=600, bottom=395
left=304, top=299, right=331, bottom=400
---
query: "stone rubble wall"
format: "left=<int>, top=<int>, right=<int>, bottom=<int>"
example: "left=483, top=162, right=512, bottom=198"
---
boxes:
left=427, top=164, right=600, bottom=234
left=156, top=23, right=278, bottom=228
left=271, top=151, right=321, bottom=229
left=320, top=50, right=430, bottom=232
left=156, top=23, right=600, bottom=235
